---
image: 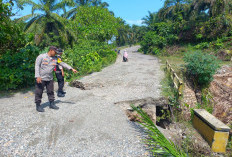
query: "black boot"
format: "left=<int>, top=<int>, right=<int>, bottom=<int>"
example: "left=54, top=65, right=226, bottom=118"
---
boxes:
left=61, top=91, right=66, bottom=94
left=49, top=101, right=59, bottom=110
left=36, top=103, right=44, bottom=112
left=57, top=92, right=65, bottom=97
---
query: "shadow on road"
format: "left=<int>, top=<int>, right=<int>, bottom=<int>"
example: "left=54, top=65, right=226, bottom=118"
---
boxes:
left=41, top=100, right=76, bottom=108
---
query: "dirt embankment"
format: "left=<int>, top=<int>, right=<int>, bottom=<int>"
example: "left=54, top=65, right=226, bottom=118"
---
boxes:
left=209, top=65, right=232, bottom=127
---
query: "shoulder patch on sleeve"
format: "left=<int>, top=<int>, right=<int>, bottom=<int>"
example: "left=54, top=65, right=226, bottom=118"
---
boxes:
left=57, top=58, right=62, bottom=63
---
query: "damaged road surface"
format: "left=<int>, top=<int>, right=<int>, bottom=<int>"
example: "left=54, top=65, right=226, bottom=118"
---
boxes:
left=0, top=46, right=164, bottom=157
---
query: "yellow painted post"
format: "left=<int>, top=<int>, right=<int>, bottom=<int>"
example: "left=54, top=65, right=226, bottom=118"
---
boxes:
left=178, top=82, right=183, bottom=96
left=193, top=109, right=230, bottom=153
left=165, top=60, right=184, bottom=98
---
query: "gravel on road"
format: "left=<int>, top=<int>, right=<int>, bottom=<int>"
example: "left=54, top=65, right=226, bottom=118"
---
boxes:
left=0, top=46, right=164, bottom=157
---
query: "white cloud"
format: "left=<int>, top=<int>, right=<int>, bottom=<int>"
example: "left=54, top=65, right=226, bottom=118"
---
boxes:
left=125, top=19, right=144, bottom=26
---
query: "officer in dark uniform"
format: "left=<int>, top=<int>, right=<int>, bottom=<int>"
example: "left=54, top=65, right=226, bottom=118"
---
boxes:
left=55, top=49, right=66, bottom=97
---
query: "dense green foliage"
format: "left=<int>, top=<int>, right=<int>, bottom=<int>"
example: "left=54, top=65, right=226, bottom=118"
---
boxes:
left=183, top=52, right=220, bottom=86
left=0, top=1, right=27, bottom=53
left=140, top=21, right=178, bottom=54
left=61, top=40, right=116, bottom=80
left=139, top=0, right=232, bottom=54
left=0, top=45, right=40, bottom=90
left=64, top=0, right=109, bottom=19
left=69, top=6, right=119, bottom=42
left=116, top=21, right=146, bottom=46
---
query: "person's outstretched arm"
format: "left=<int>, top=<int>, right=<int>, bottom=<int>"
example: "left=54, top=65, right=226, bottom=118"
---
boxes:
left=59, top=60, right=77, bottom=73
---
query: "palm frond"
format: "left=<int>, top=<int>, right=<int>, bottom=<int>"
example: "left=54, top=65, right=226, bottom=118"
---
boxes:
left=52, top=1, right=66, bottom=12
left=66, top=7, right=77, bottom=19
left=15, top=13, right=36, bottom=23
left=101, top=2, right=109, bottom=8
left=24, top=15, right=44, bottom=31
left=34, top=23, right=47, bottom=45
left=131, top=104, right=187, bottom=157
left=51, top=13, right=77, bottom=41
left=18, top=0, right=38, bottom=7
left=31, top=4, right=44, bottom=14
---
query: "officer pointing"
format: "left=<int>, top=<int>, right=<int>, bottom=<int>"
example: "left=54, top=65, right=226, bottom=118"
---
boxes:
left=34, top=46, right=77, bottom=112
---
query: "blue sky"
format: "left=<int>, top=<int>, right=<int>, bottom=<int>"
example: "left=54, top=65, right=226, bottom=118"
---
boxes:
left=105, top=0, right=164, bottom=25
left=13, top=0, right=164, bottom=25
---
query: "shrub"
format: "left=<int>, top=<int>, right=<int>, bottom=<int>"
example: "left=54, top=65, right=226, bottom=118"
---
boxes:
left=61, top=40, right=117, bottom=81
left=183, top=51, right=220, bottom=86
left=212, top=38, right=224, bottom=49
left=140, top=31, right=167, bottom=54
left=0, top=45, right=40, bottom=90
left=152, top=47, right=160, bottom=55
left=98, top=49, right=117, bottom=67
left=194, top=42, right=210, bottom=49
left=79, top=52, right=102, bottom=74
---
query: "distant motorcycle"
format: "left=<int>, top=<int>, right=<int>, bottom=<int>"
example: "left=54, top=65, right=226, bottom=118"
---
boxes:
left=123, top=56, right=128, bottom=62
left=123, top=51, right=128, bottom=62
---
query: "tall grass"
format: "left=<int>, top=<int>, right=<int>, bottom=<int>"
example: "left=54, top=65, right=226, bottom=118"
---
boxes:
left=131, top=104, right=187, bottom=157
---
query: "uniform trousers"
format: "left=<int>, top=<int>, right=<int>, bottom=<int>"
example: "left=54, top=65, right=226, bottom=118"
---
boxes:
left=55, top=72, right=64, bottom=92
left=35, top=80, right=54, bottom=104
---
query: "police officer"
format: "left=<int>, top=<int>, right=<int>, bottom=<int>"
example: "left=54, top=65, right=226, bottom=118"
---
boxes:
left=54, top=49, right=66, bottom=97
left=35, top=46, right=77, bottom=112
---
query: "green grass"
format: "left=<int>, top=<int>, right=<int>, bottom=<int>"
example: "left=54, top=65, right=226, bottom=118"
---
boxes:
left=159, top=55, right=185, bottom=82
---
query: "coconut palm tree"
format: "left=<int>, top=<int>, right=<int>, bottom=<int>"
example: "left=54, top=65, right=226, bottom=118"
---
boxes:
left=17, top=0, right=75, bottom=47
left=191, top=0, right=232, bottom=17
left=131, top=25, right=147, bottom=43
left=142, top=11, right=159, bottom=26
left=158, top=0, right=192, bottom=21
left=116, top=19, right=131, bottom=46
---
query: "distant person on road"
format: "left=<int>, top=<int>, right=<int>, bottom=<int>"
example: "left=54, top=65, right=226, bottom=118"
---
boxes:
left=35, top=46, right=77, bottom=112
left=123, top=50, right=128, bottom=62
left=54, top=48, right=66, bottom=97
left=118, top=49, right=121, bottom=55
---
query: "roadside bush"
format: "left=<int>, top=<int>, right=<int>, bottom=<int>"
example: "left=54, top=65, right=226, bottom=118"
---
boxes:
left=98, top=49, right=117, bottom=67
left=195, top=15, right=232, bottom=41
left=140, top=31, right=167, bottom=54
left=211, top=38, right=224, bottom=49
left=0, top=45, right=40, bottom=90
left=194, top=42, right=210, bottom=49
left=152, top=47, right=160, bottom=55
left=62, top=40, right=117, bottom=81
left=140, top=22, right=178, bottom=54
left=79, top=52, right=102, bottom=74
left=183, top=52, right=220, bottom=86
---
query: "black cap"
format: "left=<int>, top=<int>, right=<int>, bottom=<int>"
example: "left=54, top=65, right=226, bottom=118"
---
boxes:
left=49, top=46, right=59, bottom=53
left=57, top=48, right=64, bottom=54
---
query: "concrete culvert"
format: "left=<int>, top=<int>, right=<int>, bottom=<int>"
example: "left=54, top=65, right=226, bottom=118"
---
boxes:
left=115, top=97, right=170, bottom=125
